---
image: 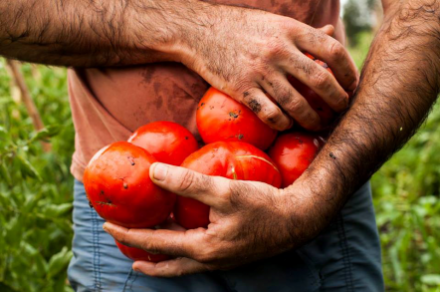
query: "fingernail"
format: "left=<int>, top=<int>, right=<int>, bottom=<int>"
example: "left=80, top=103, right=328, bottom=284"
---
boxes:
left=103, top=223, right=109, bottom=232
left=152, top=163, right=168, bottom=181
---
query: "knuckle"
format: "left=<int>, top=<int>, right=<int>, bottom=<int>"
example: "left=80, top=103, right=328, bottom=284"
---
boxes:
left=195, top=247, right=216, bottom=263
left=284, top=95, right=305, bottom=115
left=260, top=106, right=283, bottom=125
left=233, top=81, right=253, bottom=97
left=274, top=87, right=293, bottom=107
left=133, top=239, right=154, bottom=252
left=118, top=230, right=133, bottom=246
left=178, top=170, right=197, bottom=192
left=310, top=71, right=331, bottom=91
left=285, top=99, right=319, bottom=128
left=117, top=235, right=130, bottom=247
left=140, top=240, right=159, bottom=253
left=167, top=263, right=187, bottom=277
left=281, top=18, right=298, bottom=31
left=261, top=42, right=288, bottom=61
left=328, top=41, right=345, bottom=60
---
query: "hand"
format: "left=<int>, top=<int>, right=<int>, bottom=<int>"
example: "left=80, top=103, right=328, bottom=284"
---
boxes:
left=177, top=5, right=359, bottom=131
left=103, top=162, right=322, bottom=277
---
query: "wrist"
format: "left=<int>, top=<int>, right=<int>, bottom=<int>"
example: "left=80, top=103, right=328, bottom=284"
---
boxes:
left=280, top=158, right=347, bottom=247
left=127, top=0, right=224, bottom=64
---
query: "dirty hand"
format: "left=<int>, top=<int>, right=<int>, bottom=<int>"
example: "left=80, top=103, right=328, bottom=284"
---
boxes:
left=176, top=4, right=358, bottom=131
left=103, top=162, right=324, bottom=277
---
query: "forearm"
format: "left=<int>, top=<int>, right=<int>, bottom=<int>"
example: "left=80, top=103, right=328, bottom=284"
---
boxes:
left=290, top=0, right=440, bottom=235
left=0, top=0, right=212, bottom=67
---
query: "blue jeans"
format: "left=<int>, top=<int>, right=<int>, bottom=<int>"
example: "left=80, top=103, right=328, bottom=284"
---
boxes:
left=68, top=180, right=384, bottom=291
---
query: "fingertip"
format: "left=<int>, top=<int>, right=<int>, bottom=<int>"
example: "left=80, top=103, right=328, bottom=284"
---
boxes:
left=150, top=162, right=169, bottom=182
left=299, top=109, right=322, bottom=132
left=103, top=223, right=128, bottom=239
left=319, top=24, right=335, bottom=36
left=272, top=114, right=292, bottom=131
left=132, top=261, right=156, bottom=275
left=132, top=261, right=145, bottom=272
left=348, top=79, right=358, bottom=92
left=102, top=222, right=117, bottom=232
left=102, top=222, right=110, bottom=232
left=333, top=92, right=350, bottom=112
left=132, top=262, right=141, bottom=272
left=258, top=103, right=291, bottom=131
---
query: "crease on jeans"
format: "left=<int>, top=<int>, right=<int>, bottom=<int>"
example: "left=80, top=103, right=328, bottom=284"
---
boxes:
left=91, top=207, right=102, bottom=291
left=337, top=215, right=355, bottom=292
left=295, top=249, right=322, bottom=290
left=122, top=269, right=134, bottom=292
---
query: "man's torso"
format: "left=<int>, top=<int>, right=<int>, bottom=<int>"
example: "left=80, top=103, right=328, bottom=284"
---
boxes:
left=68, top=0, right=341, bottom=181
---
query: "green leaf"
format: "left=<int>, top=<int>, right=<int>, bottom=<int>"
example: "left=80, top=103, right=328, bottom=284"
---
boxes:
left=17, top=155, right=41, bottom=181
left=421, top=274, right=440, bottom=285
left=22, top=191, right=44, bottom=214
left=4, top=217, right=23, bottom=247
left=30, top=125, right=61, bottom=143
left=0, top=125, right=7, bottom=138
left=0, top=163, right=11, bottom=185
left=21, top=242, right=48, bottom=277
left=47, top=247, right=72, bottom=278
left=41, top=203, right=73, bottom=218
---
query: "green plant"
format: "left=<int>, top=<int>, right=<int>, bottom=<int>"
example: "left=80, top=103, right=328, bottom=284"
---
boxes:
left=350, top=32, right=440, bottom=292
left=0, top=61, right=74, bottom=292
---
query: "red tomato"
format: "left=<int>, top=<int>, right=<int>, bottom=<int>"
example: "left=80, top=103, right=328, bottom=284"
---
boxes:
left=287, top=54, right=336, bottom=126
left=175, top=141, right=282, bottom=229
left=268, top=132, right=322, bottom=188
left=196, top=87, right=277, bottom=150
left=128, top=121, right=199, bottom=165
left=115, top=240, right=169, bottom=262
left=83, top=141, right=176, bottom=228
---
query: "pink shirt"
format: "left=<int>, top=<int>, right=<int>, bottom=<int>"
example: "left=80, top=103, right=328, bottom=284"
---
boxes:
left=69, top=0, right=343, bottom=182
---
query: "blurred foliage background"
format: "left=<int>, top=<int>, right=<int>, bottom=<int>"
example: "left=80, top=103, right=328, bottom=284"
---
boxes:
left=0, top=1, right=439, bottom=291
left=0, top=63, right=74, bottom=292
